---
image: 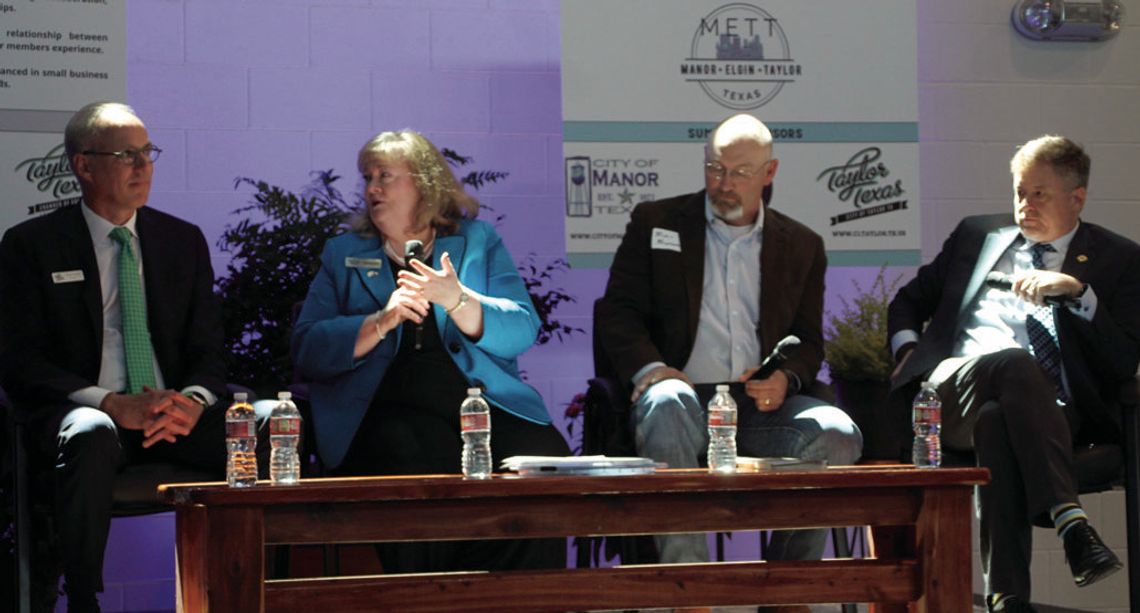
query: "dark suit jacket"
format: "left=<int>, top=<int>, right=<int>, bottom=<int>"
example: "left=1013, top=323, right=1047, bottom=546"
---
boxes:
left=0, top=204, right=225, bottom=422
left=888, top=213, right=1140, bottom=442
left=596, top=190, right=827, bottom=394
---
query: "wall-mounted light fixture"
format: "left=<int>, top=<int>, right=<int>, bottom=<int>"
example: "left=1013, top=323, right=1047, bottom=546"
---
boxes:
left=1011, top=0, right=1124, bottom=41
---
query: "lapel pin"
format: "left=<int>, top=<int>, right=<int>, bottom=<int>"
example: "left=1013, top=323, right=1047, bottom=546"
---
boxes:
left=367, top=270, right=379, bottom=277
left=1076, top=254, right=1088, bottom=263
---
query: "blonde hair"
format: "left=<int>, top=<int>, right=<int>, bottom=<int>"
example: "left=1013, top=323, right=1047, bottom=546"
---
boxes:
left=350, top=130, right=479, bottom=237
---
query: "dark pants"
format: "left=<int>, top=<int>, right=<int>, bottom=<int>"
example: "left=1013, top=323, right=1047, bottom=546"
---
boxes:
left=30, top=402, right=238, bottom=600
left=932, top=348, right=1079, bottom=599
left=332, top=404, right=570, bottom=573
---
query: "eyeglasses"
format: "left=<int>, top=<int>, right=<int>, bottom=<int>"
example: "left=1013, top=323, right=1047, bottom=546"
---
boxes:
left=704, top=160, right=769, bottom=183
left=82, top=145, right=162, bottom=166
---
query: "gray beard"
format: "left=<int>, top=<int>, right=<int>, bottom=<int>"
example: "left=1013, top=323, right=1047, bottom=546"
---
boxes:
left=712, top=199, right=744, bottom=222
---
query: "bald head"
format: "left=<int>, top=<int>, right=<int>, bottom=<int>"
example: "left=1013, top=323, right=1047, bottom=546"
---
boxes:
left=706, top=113, right=774, bottom=160
left=703, top=113, right=778, bottom=226
left=64, top=101, right=145, bottom=161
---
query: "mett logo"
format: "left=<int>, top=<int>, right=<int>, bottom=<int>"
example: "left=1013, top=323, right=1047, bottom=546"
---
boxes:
left=681, top=3, right=802, bottom=110
left=817, top=146, right=907, bottom=226
left=13, top=143, right=81, bottom=216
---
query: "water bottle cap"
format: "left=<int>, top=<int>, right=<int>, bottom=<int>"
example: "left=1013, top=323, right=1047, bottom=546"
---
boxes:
left=715, top=384, right=729, bottom=392
left=278, top=391, right=292, bottom=400
left=467, top=387, right=481, bottom=396
left=233, top=392, right=247, bottom=401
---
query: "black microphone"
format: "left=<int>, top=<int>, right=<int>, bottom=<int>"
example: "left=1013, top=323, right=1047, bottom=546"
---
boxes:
left=748, top=335, right=801, bottom=381
left=405, top=240, right=426, bottom=350
left=984, top=271, right=1081, bottom=309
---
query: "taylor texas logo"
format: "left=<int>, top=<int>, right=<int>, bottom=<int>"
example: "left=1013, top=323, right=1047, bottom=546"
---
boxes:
left=681, top=3, right=802, bottom=110
left=565, top=155, right=660, bottom=218
left=13, top=143, right=81, bottom=216
left=817, top=146, right=908, bottom=226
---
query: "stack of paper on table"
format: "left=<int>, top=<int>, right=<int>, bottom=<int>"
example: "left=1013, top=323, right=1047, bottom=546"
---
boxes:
left=501, top=455, right=659, bottom=476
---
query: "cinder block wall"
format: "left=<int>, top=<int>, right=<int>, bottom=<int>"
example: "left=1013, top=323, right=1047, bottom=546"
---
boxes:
left=83, top=0, right=1140, bottom=610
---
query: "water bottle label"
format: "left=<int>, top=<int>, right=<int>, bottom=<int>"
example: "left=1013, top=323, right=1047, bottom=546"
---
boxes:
left=226, top=420, right=255, bottom=438
left=708, top=408, right=736, bottom=427
left=461, top=413, right=489, bottom=431
left=913, top=405, right=941, bottom=422
left=270, top=418, right=301, bottom=436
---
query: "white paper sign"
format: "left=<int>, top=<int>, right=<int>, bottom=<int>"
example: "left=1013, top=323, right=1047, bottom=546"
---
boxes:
left=562, top=0, right=919, bottom=268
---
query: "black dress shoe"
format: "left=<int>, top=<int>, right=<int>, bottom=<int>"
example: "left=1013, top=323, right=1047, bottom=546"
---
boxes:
left=987, top=596, right=1037, bottom=612
left=1062, top=520, right=1123, bottom=587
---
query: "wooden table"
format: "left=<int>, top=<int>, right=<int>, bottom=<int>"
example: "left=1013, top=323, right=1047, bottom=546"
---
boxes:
left=160, top=465, right=988, bottom=612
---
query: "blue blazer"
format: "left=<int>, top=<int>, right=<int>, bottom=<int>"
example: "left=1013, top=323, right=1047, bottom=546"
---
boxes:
left=292, top=219, right=550, bottom=469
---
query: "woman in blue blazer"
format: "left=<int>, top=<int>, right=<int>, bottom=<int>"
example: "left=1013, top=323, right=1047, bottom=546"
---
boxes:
left=292, top=130, right=568, bottom=572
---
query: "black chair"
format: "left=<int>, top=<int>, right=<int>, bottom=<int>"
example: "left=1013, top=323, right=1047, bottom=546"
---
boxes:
left=3, top=386, right=241, bottom=613
left=578, top=300, right=858, bottom=612
left=884, top=376, right=1140, bottom=608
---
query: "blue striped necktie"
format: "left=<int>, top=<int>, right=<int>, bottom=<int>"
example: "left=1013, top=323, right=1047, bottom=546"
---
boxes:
left=1025, top=242, right=1068, bottom=403
left=110, top=227, right=158, bottom=393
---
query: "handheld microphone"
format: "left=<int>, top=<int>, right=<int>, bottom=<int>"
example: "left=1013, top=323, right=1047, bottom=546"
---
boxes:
left=747, top=335, right=801, bottom=381
left=405, top=240, right=426, bottom=350
left=984, top=271, right=1080, bottom=309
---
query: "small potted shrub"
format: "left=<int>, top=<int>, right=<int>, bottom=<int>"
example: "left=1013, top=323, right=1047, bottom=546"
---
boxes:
left=824, top=266, right=903, bottom=460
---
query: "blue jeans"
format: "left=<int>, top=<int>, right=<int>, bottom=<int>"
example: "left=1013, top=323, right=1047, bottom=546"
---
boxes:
left=632, top=379, right=863, bottom=563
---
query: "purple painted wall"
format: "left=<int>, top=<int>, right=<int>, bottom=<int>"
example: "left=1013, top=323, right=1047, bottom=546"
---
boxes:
left=73, top=1, right=1140, bottom=610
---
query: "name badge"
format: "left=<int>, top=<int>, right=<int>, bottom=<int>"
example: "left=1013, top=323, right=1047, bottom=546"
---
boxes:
left=651, top=228, right=681, bottom=252
left=345, top=257, right=384, bottom=269
left=52, top=270, right=85, bottom=284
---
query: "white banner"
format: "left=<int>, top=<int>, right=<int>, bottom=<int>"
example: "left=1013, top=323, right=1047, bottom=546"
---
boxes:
left=562, top=0, right=919, bottom=268
left=0, top=0, right=125, bottom=111
left=1, top=0, right=125, bottom=235
left=1, top=132, right=80, bottom=231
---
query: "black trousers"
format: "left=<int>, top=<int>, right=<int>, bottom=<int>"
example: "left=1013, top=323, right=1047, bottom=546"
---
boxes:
left=332, top=403, right=570, bottom=573
left=29, top=401, right=247, bottom=599
left=931, top=347, right=1080, bottom=599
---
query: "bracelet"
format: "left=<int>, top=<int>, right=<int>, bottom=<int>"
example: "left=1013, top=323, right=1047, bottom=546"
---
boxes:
left=445, top=291, right=469, bottom=315
left=373, top=310, right=386, bottom=341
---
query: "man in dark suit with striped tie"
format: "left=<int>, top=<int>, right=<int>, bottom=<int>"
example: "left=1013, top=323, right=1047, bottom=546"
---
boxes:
left=888, top=135, right=1140, bottom=612
left=0, top=102, right=228, bottom=612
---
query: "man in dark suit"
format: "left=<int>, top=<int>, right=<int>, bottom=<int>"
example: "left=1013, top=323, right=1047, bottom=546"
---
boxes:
left=596, top=114, right=862, bottom=586
left=888, top=135, right=1140, bottom=612
left=0, top=102, right=228, bottom=612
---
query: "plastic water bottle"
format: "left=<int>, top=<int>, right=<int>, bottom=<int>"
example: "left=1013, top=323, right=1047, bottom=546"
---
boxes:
left=269, top=391, right=302, bottom=485
left=707, top=384, right=738, bottom=474
left=460, top=387, right=492, bottom=479
left=912, top=381, right=942, bottom=468
left=225, top=392, right=258, bottom=487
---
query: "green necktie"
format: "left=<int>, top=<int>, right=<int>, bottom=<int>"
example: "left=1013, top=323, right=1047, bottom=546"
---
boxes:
left=110, top=226, right=157, bottom=393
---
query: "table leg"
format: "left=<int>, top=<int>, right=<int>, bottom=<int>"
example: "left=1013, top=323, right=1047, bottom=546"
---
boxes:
left=867, top=524, right=914, bottom=613
left=176, top=505, right=264, bottom=612
left=915, top=486, right=973, bottom=612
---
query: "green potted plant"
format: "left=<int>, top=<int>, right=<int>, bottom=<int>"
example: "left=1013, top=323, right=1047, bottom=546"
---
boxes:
left=824, top=265, right=904, bottom=459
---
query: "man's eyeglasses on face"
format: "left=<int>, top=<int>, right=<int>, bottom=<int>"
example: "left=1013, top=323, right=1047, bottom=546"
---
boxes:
left=82, top=145, right=162, bottom=166
left=704, top=160, right=768, bottom=183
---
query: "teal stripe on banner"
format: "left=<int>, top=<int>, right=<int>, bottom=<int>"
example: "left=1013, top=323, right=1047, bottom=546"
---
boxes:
left=568, top=249, right=920, bottom=270
left=563, top=121, right=918, bottom=143
left=825, top=250, right=920, bottom=267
